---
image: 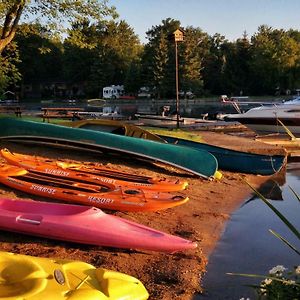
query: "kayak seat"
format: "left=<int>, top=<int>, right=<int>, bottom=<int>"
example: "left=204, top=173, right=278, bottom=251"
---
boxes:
left=95, top=268, right=148, bottom=299
left=0, top=258, right=48, bottom=298
left=124, top=189, right=141, bottom=195
left=111, top=127, right=126, bottom=135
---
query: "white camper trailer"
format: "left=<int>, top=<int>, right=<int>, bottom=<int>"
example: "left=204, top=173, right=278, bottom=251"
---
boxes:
left=102, top=85, right=124, bottom=99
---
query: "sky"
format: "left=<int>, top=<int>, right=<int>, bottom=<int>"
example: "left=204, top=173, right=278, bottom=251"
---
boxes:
left=109, top=0, right=300, bottom=43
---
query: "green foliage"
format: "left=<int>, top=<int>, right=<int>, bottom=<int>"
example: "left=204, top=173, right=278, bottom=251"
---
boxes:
left=181, top=26, right=208, bottom=95
left=0, top=1, right=117, bottom=53
left=250, top=25, right=300, bottom=94
left=15, top=23, right=63, bottom=85
left=202, top=33, right=228, bottom=95
left=0, top=41, right=21, bottom=95
left=153, top=32, right=169, bottom=98
left=2, top=6, right=300, bottom=99
left=144, top=18, right=180, bottom=98
left=124, top=60, right=142, bottom=94
left=63, top=19, right=141, bottom=97
left=228, top=183, right=300, bottom=299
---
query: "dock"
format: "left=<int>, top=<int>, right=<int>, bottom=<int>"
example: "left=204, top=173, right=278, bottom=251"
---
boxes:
left=255, top=134, right=300, bottom=160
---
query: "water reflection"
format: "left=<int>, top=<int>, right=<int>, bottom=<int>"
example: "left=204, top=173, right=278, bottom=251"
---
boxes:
left=287, top=162, right=300, bottom=180
left=244, top=179, right=284, bottom=203
left=195, top=162, right=300, bottom=300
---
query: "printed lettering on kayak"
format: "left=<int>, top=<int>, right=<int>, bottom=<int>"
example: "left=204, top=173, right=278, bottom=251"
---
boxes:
left=45, top=168, right=70, bottom=177
left=30, top=184, right=56, bottom=194
left=98, top=178, right=116, bottom=184
left=88, top=196, right=114, bottom=204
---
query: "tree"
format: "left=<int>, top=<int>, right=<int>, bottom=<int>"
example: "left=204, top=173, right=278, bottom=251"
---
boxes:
left=250, top=25, right=300, bottom=94
left=202, top=33, right=228, bottom=95
left=181, top=26, right=209, bottom=96
left=153, top=32, right=169, bottom=98
left=0, top=0, right=117, bottom=54
left=63, top=19, right=141, bottom=97
left=15, top=23, right=63, bottom=86
left=143, top=18, right=181, bottom=98
left=0, top=41, right=21, bottom=95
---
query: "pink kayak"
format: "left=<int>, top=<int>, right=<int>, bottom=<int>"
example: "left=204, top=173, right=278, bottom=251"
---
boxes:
left=0, top=197, right=197, bottom=252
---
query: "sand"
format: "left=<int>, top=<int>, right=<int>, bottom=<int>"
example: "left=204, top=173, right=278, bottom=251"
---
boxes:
left=0, top=131, right=287, bottom=299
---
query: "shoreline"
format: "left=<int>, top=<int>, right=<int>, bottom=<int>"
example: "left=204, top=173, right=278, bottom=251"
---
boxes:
left=0, top=131, right=286, bottom=299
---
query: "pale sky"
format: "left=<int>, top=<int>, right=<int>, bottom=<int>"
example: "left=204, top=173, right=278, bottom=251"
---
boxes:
left=110, top=0, right=300, bottom=43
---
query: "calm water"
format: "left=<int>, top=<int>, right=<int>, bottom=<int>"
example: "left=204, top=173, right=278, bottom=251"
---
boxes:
left=195, top=162, right=300, bottom=300
left=22, top=99, right=237, bottom=119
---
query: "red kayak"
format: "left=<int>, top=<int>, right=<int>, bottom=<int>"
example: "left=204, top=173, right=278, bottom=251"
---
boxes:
left=0, top=197, right=197, bottom=252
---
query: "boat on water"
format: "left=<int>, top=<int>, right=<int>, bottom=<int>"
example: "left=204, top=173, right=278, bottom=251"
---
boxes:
left=0, top=148, right=188, bottom=192
left=224, top=96, right=300, bottom=136
left=0, top=164, right=189, bottom=212
left=0, top=197, right=196, bottom=252
left=0, top=118, right=219, bottom=179
left=0, top=251, right=149, bottom=300
left=63, top=119, right=286, bottom=175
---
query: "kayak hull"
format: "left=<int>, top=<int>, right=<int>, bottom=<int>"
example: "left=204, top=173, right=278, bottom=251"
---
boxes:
left=0, top=118, right=218, bottom=178
left=0, top=164, right=189, bottom=212
left=0, top=197, right=197, bottom=252
left=161, top=135, right=286, bottom=175
left=0, top=251, right=149, bottom=299
left=0, top=148, right=188, bottom=192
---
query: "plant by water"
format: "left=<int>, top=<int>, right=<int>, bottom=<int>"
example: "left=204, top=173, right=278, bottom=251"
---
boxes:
left=228, top=183, right=300, bottom=299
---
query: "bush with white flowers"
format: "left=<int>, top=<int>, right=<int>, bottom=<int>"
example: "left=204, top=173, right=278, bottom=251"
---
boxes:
left=257, top=265, right=300, bottom=299
left=230, top=184, right=300, bottom=300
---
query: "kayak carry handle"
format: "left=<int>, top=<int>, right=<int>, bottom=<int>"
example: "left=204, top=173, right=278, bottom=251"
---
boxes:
left=16, top=215, right=42, bottom=225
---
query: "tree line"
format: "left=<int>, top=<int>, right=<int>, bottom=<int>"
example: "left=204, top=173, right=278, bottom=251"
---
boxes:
left=1, top=1, right=300, bottom=100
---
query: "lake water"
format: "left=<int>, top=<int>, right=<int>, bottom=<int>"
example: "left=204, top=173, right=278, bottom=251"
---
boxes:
left=22, top=99, right=238, bottom=119
left=195, top=162, right=300, bottom=300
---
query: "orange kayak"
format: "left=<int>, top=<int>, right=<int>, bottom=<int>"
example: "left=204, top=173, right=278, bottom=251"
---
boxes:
left=0, top=164, right=189, bottom=212
left=0, top=148, right=188, bottom=192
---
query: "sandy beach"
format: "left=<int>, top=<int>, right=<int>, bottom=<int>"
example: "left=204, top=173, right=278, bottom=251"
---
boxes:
left=0, top=130, right=287, bottom=299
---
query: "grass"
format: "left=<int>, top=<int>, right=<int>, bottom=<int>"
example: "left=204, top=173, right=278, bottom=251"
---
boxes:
left=144, top=127, right=203, bottom=142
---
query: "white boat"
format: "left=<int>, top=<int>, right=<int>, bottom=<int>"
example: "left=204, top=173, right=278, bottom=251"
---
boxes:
left=225, top=96, right=300, bottom=136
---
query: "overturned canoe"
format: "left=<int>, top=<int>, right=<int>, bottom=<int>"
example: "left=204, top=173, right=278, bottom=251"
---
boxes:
left=0, top=197, right=197, bottom=252
left=160, top=135, right=286, bottom=175
left=0, top=148, right=188, bottom=192
left=0, top=164, right=189, bottom=212
left=0, top=251, right=149, bottom=299
left=0, top=118, right=218, bottom=179
left=65, top=119, right=285, bottom=175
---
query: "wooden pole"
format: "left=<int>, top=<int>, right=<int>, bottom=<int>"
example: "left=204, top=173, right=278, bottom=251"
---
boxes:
left=175, top=40, right=180, bottom=129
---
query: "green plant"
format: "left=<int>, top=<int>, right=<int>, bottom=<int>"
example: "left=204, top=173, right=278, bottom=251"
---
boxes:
left=228, top=183, right=300, bottom=299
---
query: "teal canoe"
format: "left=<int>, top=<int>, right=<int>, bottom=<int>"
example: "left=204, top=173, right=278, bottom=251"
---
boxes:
left=0, top=118, right=218, bottom=179
left=62, top=119, right=286, bottom=175
left=160, top=135, right=286, bottom=175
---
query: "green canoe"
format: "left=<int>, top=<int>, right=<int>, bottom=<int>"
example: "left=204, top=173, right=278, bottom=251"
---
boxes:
left=0, top=118, right=218, bottom=178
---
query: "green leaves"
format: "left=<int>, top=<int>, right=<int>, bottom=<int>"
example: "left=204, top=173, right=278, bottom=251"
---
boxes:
left=228, top=181, right=300, bottom=299
left=244, top=180, right=300, bottom=242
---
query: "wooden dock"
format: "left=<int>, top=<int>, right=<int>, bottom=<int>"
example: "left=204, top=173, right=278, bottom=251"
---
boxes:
left=256, top=134, right=300, bottom=160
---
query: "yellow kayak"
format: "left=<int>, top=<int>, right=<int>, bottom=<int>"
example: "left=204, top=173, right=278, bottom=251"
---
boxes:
left=0, top=251, right=149, bottom=300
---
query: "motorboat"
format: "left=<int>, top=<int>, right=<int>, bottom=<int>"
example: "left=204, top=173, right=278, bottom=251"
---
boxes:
left=224, top=96, right=300, bottom=136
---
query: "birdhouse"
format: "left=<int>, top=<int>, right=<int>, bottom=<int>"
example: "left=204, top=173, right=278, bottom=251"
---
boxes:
left=173, top=29, right=184, bottom=42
